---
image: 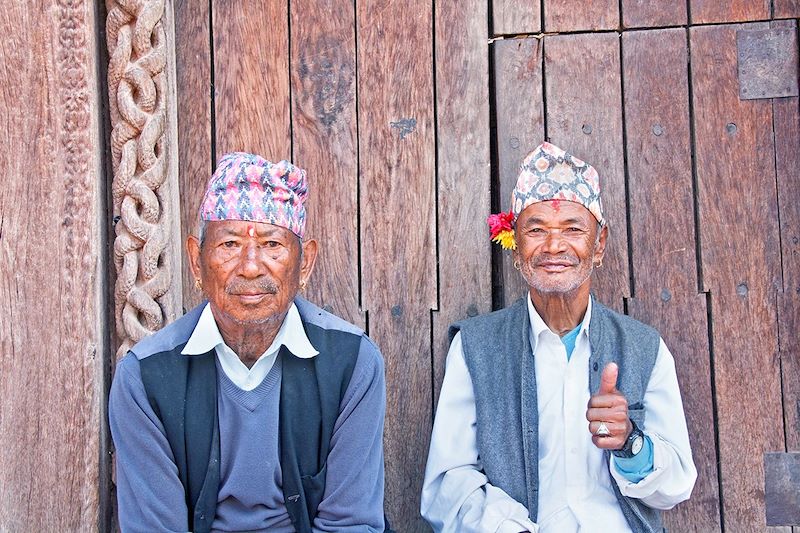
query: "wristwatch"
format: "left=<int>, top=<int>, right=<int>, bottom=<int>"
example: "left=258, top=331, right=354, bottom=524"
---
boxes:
left=612, top=418, right=644, bottom=458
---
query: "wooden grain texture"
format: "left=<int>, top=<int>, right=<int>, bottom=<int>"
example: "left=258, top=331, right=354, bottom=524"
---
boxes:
left=544, top=0, right=617, bottom=31
left=691, top=23, right=784, bottom=533
left=0, top=0, right=103, bottom=529
left=175, top=0, right=211, bottom=312
left=493, top=37, right=544, bottom=307
left=622, top=0, right=687, bottom=28
left=212, top=0, right=291, bottom=161
left=357, top=1, right=436, bottom=529
left=690, top=0, right=769, bottom=24
left=432, top=0, right=492, bottom=405
left=773, top=21, right=800, bottom=453
left=773, top=0, right=800, bottom=18
left=623, top=29, right=697, bottom=298
left=627, top=297, right=719, bottom=532
left=623, top=28, right=721, bottom=532
left=544, top=33, right=629, bottom=311
left=493, top=0, right=541, bottom=36
left=290, top=0, right=363, bottom=328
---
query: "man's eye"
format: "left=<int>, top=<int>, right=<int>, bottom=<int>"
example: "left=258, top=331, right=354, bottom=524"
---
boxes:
left=222, top=240, right=238, bottom=248
left=566, top=227, right=582, bottom=233
left=530, top=228, right=545, bottom=234
left=265, top=240, right=281, bottom=248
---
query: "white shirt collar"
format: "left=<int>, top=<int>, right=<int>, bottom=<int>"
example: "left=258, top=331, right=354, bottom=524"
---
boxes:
left=181, top=302, right=318, bottom=391
left=527, top=292, right=592, bottom=349
left=182, top=301, right=318, bottom=359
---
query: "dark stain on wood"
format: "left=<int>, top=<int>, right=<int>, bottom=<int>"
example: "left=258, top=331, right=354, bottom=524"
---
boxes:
left=389, top=118, right=417, bottom=139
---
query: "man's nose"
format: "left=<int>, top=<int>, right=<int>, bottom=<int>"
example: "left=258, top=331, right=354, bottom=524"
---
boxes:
left=543, top=230, right=567, bottom=253
left=238, top=241, right=262, bottom=277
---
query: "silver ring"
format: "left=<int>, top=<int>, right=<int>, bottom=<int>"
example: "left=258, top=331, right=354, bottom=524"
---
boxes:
left=596, top=422, right=611, bottom=437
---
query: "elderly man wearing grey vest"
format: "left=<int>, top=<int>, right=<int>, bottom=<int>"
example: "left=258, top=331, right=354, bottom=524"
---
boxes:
left=421, top=142, right=696, bottom=533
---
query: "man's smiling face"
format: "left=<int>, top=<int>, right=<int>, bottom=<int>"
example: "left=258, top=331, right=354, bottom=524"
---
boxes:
left=514, top=200, right=606, bottom=295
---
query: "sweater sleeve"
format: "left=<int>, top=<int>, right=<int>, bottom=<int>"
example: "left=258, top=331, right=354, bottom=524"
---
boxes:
left=312, top=336, right=386, bottom=532
left=420, top=333, right=539, bottom=533
left=109, top=354, right=190, bottom=533
left=609, top=338, right=698, bottom=509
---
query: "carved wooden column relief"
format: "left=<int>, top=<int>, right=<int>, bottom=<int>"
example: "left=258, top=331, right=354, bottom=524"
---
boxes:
left=106, top=0, right=182, bottom=357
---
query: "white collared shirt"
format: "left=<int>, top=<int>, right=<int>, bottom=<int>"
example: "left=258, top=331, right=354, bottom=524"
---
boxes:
left=182, top=302, right=318, bottom=391
left=421, top=295, right=697, bottom=533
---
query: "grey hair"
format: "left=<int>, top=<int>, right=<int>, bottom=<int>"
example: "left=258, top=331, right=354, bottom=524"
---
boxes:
left=595, top=221, right=604, bottom=245
left=198, top=219, right=208, bottom=247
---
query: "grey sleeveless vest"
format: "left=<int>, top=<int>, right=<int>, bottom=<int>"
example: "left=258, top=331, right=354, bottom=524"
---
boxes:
left=450, top=296, right=664, bottom=533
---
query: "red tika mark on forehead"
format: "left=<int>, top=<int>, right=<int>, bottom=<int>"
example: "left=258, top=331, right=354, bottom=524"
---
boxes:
left=247, top=224, right=255, bottom=237
left=550, top=199, right=562, bottom=211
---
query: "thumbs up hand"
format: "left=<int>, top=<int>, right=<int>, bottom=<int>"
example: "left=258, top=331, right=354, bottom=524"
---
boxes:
left=586, top=363, right=633, bottom=450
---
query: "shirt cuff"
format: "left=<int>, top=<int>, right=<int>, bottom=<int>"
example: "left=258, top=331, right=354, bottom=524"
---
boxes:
left=612, top=435, right=654, bottom=483
left=496, top=518, right=539, bottom=533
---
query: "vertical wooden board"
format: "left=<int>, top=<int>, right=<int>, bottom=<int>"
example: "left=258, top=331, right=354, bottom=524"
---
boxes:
left=774, top=0, right=800, bottom=18
left=690, top=23, right=781, bottom=294
left=212, top=0, right=291, bottom=161
left=357, top=1, right=436, bottom=529
left=622, top=0, right=687, bottom=28
left=0, top=0, right=103, bottom=529
left=623, top=29, right=722, bottom=532
left=544, top=0, right=617, bottom=31
left=774, top=87, right=800, bottom=453
left=493, top=37, right=544, bottom=307
left=691, top=23, right=784, bottom=533
left=432, top=1, right=492, bottom=404
left=175, top=0, right=211, bottom=312
left=710, top=289, right=783, bottom=532
left=544, top=33, right=629, bottom=311
left=368, top=309, right=433, bottom=532
left=628, top=297, right=721, bottom=532
left=290, top=0, right=362, bottom=328
left=690, top=0, right=769, bottom=24
left=623, top=29, right=697, bottom=297
left=493, top=0, right=541, bottom=35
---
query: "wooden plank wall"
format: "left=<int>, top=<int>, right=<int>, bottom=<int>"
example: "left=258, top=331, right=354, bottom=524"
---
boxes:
left=0, top=0, right=106, bottom=530
left=7, top=0, right=800, bottom=531
left=164, top=1, right=800, bottom=531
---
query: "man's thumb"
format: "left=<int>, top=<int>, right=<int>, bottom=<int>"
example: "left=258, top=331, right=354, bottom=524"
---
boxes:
left=599, top=362, right=619, bottom=394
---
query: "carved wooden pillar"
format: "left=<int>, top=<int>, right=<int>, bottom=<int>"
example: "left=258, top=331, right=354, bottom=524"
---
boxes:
left=106, top=0, right=182, bottom=356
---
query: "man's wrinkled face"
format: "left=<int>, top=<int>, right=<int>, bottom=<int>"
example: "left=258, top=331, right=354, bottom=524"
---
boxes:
left=513, top=200, right=607, bottom=295
left=188, top=220, right=313, bottom=327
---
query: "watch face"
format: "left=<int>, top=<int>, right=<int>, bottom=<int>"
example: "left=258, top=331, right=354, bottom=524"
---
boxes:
left=631, top=435, right=644, bottom=456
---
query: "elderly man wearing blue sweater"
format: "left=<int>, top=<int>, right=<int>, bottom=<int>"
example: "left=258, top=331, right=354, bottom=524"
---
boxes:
left=421, top=142, right=697, bottom=532
left=109, top=152, right=386, bottom=533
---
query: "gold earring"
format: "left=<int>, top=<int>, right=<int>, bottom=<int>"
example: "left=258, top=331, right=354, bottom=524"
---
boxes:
left=513, top=259, right=521, bottom=271
left=594, top=259, right=603, bottom=268
left=300, top=280, right=307, bottom=291
left=195, top=278, right=202, bottom=290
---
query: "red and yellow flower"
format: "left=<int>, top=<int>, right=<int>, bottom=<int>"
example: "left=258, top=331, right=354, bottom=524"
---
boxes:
left=487, top=210, right=516, bottom=251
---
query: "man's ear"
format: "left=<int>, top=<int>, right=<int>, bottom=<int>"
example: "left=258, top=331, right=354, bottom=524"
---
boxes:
left=187, top=235, right=203, bottom=281
left=300, top=239, right=318, bottom=284
left=594, top=224, right=609, bottom=264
